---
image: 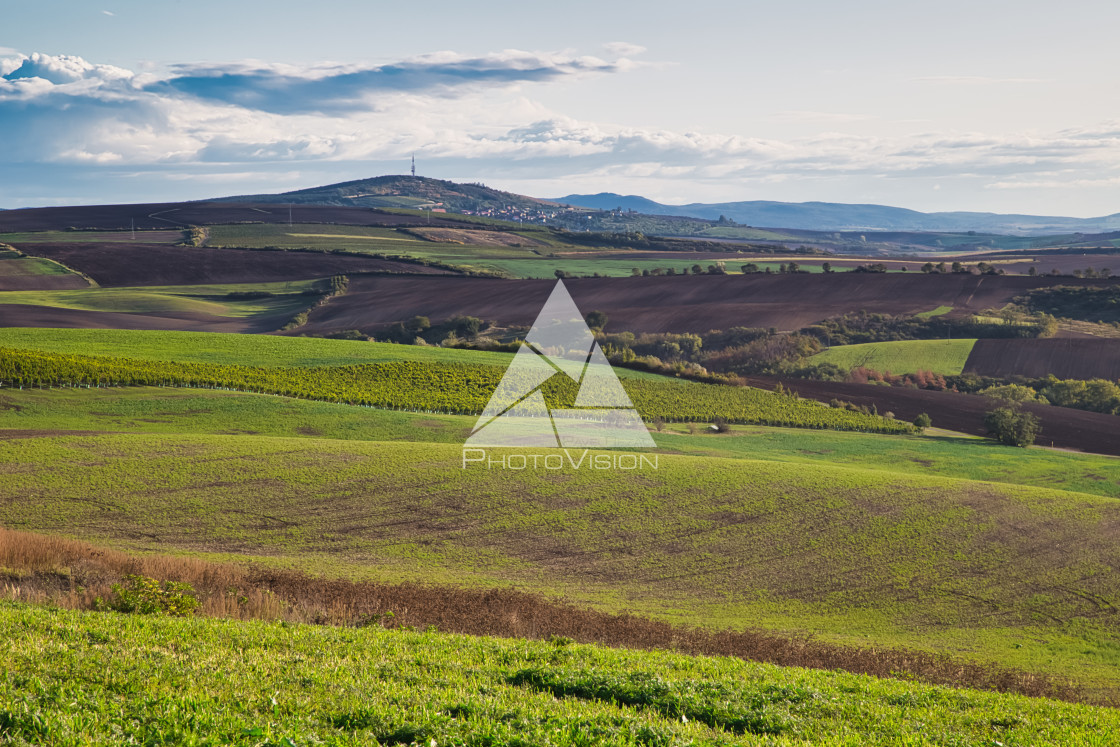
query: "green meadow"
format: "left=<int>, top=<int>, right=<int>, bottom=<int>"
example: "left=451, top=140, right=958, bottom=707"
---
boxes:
left=3, top=430, right=1120, bottom=696
left=810, top=338, right=978, bottom=375
left=5, top=602, right=1117, bottom=746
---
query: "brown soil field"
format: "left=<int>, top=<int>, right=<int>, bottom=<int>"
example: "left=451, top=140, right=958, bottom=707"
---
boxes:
left=296, top=273, right=1120, bottom=335
left=965, top=338, right=1120, bottom=380
left=0, top=202, right=475, bottom=233
left=745, top=375, right=1120, bottom=456
left=18, top=243, right=455, bottom=287
left=0, top=303, right=280, bottom=333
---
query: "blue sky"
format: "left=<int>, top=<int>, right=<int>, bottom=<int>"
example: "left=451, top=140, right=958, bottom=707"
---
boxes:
left=3, top=0, right=1120, bottom=215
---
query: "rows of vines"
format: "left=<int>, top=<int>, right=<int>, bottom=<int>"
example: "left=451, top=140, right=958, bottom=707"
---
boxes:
left=0, top=348, right=914, bottom=434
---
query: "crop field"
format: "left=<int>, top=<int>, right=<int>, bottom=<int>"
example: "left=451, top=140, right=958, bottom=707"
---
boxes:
left=15, top=242, right=454, bottom=288
left=0, top=229, right=185, bottom=244
left=810, top=339, right=978, bottom=375
left=0, top=346, right=913, bottom=431
left=965, top=338, right=1120, bottom=380
left=208, top=223, right=434, bottom=251
left=4, top=603, right=1117, bottom=745
left=0, top=327, right=522, bottom=367
left=295, top=273, right=1070, bottom=337
left=0, top=254, right=89, bottom=291
left=6, top=386, right=1120, bottom=499
left=3, top=432, right=1120, bottom=695
left=0, top=279, right=324, bottom=317
left=0, top=201, right=477, bottom=232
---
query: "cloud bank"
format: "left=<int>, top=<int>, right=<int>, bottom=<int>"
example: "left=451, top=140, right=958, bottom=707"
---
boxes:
left=2, top=48, right=1120, bottom=210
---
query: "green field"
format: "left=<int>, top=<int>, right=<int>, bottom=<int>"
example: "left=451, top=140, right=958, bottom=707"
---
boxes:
left=0, top=280, right=324, bottom=318
left=0, top=229, right=185, bottom=244
left=3, top=430, right=1120, bottom=696
left=5, top=602, right=1115, bottom=746
left=0, top=254, right=80, bottom=279
left=208, top=223, right=432, bottom=251
left=915, top=305, right=953, bottom=318
left=6, top=386, right=1120, bottom=498
left=811, top=339, right=978, bottom=375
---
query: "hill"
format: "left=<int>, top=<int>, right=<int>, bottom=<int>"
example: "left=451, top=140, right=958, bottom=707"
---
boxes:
left=215, top=174, right=567, bottom=221
left=556, top=193, right=1120, bottom=235
left=4, top=431, right=1120, bottom=696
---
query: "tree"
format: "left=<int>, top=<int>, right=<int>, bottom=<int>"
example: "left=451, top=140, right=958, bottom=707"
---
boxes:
left=921, top=262, right=935, bottom=273
left=554, top=269, right=571, bottom=279
left=585, top=310, right=608, bottom=331
left=1028, top=266, right=1038, bottom=276
left=406, top=315, right=430, bottom=334
left=691, top=264, right=704, bottom=275
left=451, top=315, right=483, bottom=338
left=984, top=407, right=1040, bottom=447
left=951, top=261, right=965, bottom=274
left=741, top=263, right=760, bottom=274
left=787, top=261, right=801, bottom=273
left=821, top=262, right=833, bottom=273
left=913, top=413, right=932, bottom=430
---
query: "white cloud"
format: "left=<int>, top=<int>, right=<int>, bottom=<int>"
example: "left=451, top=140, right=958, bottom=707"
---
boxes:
left=3, top=48, right=1120, bottom=211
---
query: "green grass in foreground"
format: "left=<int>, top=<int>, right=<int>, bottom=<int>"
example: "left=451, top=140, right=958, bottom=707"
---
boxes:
left=0, top=280, right=324, bottom=318
left=5, top=602, right=1115, bottom=746
left=4, top=386, right=1120, bottom=498
left=811, top=338, right=978, bottom=375
left=3, top=432, right=1120, bottom=696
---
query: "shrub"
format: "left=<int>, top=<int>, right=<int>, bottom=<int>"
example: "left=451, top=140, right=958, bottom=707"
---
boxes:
left=97, top=574, right=200, bottom=616
left=913, top=413, right=932, bottom=429
left=984, top=407, right=1041, bottom=447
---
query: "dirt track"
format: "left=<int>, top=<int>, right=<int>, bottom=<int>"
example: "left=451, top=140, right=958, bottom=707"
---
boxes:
left=296, top=273, right=1120, bottom=335
left=0, top=202, right=476, bottom=233
left=746, top=375, right=1120, bottom=457
left=966, top=338, right=1120, bottom=380
left=17, top=244, right=454, bottom=287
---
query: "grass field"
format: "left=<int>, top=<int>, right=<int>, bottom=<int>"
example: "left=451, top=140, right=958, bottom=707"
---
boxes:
left=0, top=255, right=79, bottom=278
left=5, top=386, right=1120, bottom=498
left=208, top=223, right=432, bottom=251
left=811, top=339, right=978, bottom=375
left=5, top=602, right=1116, bottom=746
left=915, top=305, right=953, bottom=318
left=0, top=229, right=185, bottom=244
left=0, top=280, right=325, bottom=318
left=3, top=431, right=1120, bottom=695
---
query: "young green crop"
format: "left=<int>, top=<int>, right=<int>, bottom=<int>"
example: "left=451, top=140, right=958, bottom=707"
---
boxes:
left=4, top=601, right=1117, bottom=745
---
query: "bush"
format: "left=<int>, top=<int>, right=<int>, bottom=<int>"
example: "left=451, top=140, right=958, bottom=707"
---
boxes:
left=984, top=407, right=1041, bottom=447
left=97, top=574, right=200, bottom=616
left=913, top=413, right=932, bottom=429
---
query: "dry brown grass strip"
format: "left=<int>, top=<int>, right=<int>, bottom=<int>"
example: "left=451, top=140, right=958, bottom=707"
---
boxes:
left=0, top=526, right=1088, bottom=704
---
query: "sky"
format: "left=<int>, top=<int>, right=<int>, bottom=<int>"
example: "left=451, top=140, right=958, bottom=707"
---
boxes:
left=3, top=0, right=1120, bottom=215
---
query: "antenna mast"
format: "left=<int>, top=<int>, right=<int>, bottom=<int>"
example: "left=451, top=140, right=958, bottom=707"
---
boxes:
left=411, top=154, right=416, bottom=178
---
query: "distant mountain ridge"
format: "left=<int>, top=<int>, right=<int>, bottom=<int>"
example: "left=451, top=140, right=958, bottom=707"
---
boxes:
left=555, top=193, right=1120, bottom=235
